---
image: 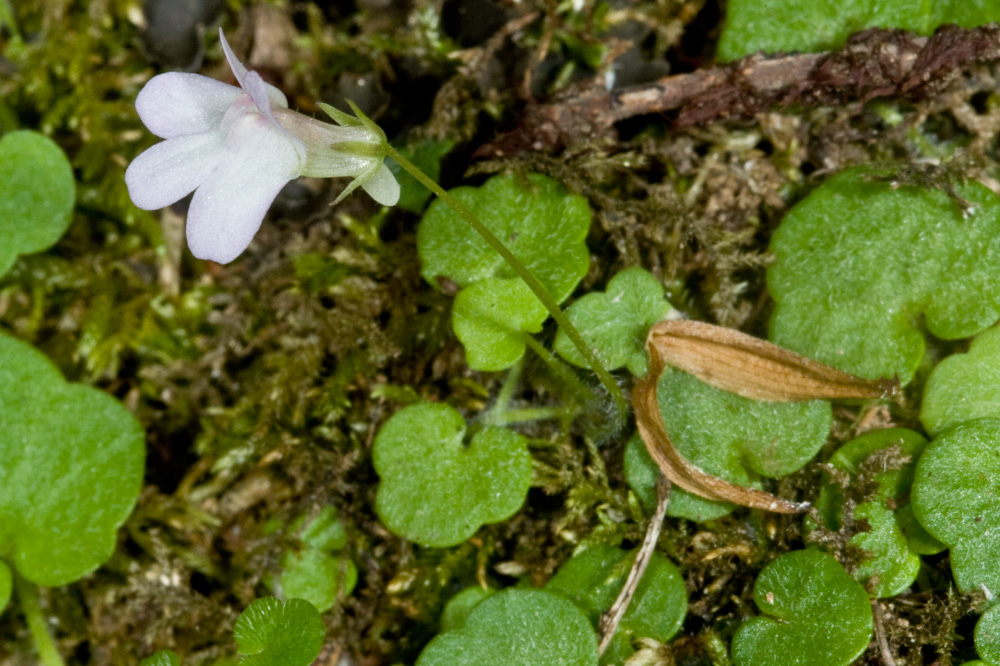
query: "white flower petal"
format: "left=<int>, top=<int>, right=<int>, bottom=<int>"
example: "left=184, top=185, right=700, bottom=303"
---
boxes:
left=185, top=115, right=304, bottom=264
left=219, top=28, right=248, bottom=89
left=242, top=70, right=278, bottom=123
left=136, top=73, right=241, bottom=139
left=361, top=162, right=401, bottom=206
left=217, top=28, right=289, bottom=108
left=125, top=132, right=223, bottom=210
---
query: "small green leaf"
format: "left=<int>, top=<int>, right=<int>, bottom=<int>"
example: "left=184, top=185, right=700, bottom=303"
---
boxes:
left=554, top=267, right=673, bottom=377
left=0, top=561, right=10, bottom=614
left=293, top=506, right=348, bottom=553
left=545, top=545, right=687, bottom=665
left=233, top=597, right=325, bottom=666
left=813, top=428, right=942, bottom=597
left=732, top=550, right=873, bottom=666
left=718, top=0, right=1000, bottom=62
left=416, top=589, right=598, bottom=666
left=452, top=278, right=548, bottom=370
left=373, top=403, right=532, bottom=547
left=0, top=130, right=75, bottom=277
left=441, top=587, right=496, bottom=633
left=849, top=502, right=920, bottom=599
left=922, top=325, right=1000, bottom=437
left=0, top=332, right=145, bottom=586
left=139, top=650, right=181, bottom=666
left=769, top=168, right=1000, bottom=384
left=417, top=173, right=590, bottom=370
left=278, top=549, right=357, bottom=613
left=976, top=604, right=1000, bottom=666
left=627, top=368, right=830, bottom=521
left=911, top=419, right=1000, bottom=593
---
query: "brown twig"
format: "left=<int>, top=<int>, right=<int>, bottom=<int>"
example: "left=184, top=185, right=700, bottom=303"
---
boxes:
left=477, top=24, right=1000, bottom=158
left=872, top=599, right=897, bottom=666
left=597, top=475, right=671, bottom=656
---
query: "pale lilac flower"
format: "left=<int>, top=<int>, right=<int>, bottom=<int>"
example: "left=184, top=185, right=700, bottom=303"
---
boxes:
left=126, top=29, right=399, bottom=264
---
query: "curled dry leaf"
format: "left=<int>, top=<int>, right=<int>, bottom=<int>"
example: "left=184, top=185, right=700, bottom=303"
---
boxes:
left=647, top=321, right=899, bottom=402
left=633, top=320, right=899, bottom=514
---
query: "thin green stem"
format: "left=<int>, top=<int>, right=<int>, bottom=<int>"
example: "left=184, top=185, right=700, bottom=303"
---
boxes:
left=521, top=334, right=592, bottom=404
left=14, top=573, right=65, bottom=666
left=493, top=358, right=523, bottom=414
left=384, top=144, right=628, bottom=420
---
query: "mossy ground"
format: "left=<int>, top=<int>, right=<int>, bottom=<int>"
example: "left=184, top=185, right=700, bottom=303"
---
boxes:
left=2, top=0, right=1000, bottom=664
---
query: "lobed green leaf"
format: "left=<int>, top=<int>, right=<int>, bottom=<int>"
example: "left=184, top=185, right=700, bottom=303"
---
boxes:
left=554, top=267, right=673, bottom=377
left=0, top=332, right=145, bottom=586
left=731, top=550, right=872, bottom=666
left=0, top=130, right=75, bottom=277
left=718, top=0, right=1000, bottom=62
left=417, top=173, right=590, bottom=371
left=769, top=168, right=1000, bottom=384
left=922, top=325, right=1000, bottom=437
left=233, top=597, right=325, bottom=666
left=416, top=589, right=598, bottom=666
left=545, top=544, right=687, bottom=665
left=911, top=419, right=1000, bottom=593
left=373, top=403, right=532, bottom=547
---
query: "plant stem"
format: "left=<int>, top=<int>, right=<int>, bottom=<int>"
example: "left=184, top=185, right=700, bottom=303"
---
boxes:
left=521, top=334, right=592, bottom=405
left=14, top=573, right=65, bottom=666
left=597, top=475, right=670, bottom=656
left=493, top=358, right=523, bottom=414
left=383, top=144, right=629, bottom=421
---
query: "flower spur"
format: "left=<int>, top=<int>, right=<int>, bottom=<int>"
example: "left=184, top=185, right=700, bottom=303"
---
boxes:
left=126, top=29, right=399, bottom=264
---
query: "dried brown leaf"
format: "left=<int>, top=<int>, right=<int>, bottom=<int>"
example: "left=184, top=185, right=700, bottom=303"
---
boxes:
left=647, top=320, right=899, bottom=402
left=633, top=320, right=899, bottom=513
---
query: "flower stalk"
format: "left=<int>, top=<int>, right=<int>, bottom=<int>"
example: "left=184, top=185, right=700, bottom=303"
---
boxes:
left=382, top=141, right=629, bottom=421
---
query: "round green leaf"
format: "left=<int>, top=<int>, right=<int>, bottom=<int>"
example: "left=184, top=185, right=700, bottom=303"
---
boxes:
left=718, top=0, right=1000, bottom=62
left=554, top=267, right=673, bottom=377
left=452, top=277, right=548, bottom=370
left=416, top=589, right=598, bottom=666
left=441, top=586, right=496, bottom=633
left=0, top=130, right=75, bottom=277
left=629, top=368, right=830, bottom=522
left=277, top=549, right=357, bottom=613
left=544, top=545, right=687, bottom=664
left=373, top=403, right=532, bottom=547
left=769, top=168, right=1000, bottom=384
left=976, top=604, right=1000, bottom=666
left=139, top=650, right=181, bottom=666
left=417, top=173, right=590, bottom=371
left=233, top=597, right=325, bottom=666
left=0, top=332, right=145, bottom=586
left=911, top=419, right=1000, bottom=593
left=418, top=173, right=590, bottom=299
left=922, top=325, right=1000, bottom=437
left=732, top=550, right=873, bottom=666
